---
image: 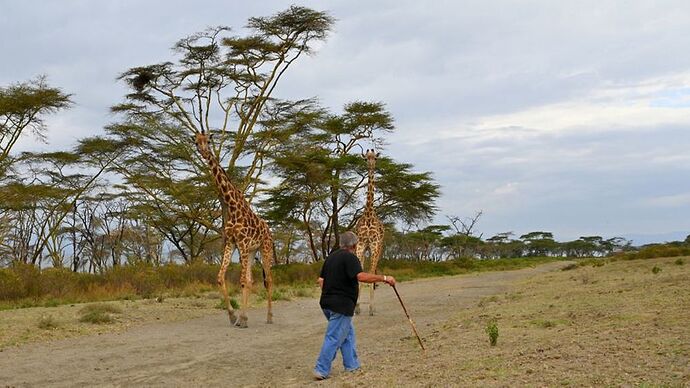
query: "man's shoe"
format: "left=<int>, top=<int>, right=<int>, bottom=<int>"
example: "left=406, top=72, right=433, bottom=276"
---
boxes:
left=313, top=371, right=328, bottom=380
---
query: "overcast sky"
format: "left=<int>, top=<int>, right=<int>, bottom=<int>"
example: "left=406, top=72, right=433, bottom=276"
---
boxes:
left=2, top=0, right=689, bottom=244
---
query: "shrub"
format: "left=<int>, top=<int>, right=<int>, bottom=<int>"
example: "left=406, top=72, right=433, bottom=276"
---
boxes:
left=40, top=267, right=76, bottom=298
left=485, top=321, right=499, bottom=346
left=0, top=269, right=24, bottom=300
left=674, top=258, right=684, bottom=265
left=652, top=266, right=662, bottom=274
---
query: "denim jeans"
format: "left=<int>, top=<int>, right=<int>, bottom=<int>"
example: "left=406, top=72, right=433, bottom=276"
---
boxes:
left=314, top=309, right=361, bottom=377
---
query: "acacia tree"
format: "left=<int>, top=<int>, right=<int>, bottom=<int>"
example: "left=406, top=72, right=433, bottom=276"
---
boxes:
left=114, top=6, right=334, bottom=196
left=262, top=102, right=440, bottom=261
left=0, top=77, right=71, bottom=175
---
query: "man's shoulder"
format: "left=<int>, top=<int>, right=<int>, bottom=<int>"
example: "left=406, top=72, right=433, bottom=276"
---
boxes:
left=329, top=248, right=358, bottom=260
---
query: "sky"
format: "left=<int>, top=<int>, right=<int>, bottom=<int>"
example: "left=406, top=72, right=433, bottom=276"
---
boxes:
left=1, top=0, right=689, bottom=244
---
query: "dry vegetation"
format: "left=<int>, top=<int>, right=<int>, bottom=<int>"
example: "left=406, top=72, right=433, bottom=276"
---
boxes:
left=338, top=256, right=689, bottom=387
left=0, top=285, right=318, bottom=349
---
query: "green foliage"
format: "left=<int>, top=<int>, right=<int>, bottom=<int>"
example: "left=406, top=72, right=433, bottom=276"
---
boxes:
left=674, top=258, right=684, bottom=265
left=651, top=266, right=662, bottom=274
left=485, top=321, right=499, bottom=346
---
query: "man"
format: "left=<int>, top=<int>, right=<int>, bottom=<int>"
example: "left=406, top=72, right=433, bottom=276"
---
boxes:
left=313, top=231, right=396, bottom=380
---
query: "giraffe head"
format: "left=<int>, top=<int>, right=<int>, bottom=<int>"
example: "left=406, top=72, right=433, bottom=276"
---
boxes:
left=364, top=149, right=379, bottom=170
left=194, top=132, right=212, bottom=158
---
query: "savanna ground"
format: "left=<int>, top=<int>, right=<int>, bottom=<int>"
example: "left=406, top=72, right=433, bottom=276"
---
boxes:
left=0, top=257, right=687, bottom=387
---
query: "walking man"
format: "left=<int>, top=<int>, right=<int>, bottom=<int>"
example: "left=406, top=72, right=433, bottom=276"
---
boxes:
left=313, top=231, right=396, bottom=380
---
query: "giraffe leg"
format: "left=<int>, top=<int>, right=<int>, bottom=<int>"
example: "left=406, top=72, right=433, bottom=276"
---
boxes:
left=354, top=242, right=366, bottom=315
left=261, top=239, right=274, bottom=324
left=369, top=241, right=383, bottom=316
left=218, top=242, right=237, bottom=325
left=236, top=250, right=253, bottom=328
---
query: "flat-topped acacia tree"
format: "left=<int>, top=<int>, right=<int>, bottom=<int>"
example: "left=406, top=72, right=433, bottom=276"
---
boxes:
left=114, top=6, right=334, bottom=197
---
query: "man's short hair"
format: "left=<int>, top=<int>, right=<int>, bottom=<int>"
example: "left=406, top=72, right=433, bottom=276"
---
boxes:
left=340, top=231, right=358, bottom=249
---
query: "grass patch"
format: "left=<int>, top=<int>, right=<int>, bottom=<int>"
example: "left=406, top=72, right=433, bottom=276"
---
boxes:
left=37, top=314, right=59, bottom=330
left=216, top=297, right=240, bottom=310
left=78, top=303, right=123, bottom=324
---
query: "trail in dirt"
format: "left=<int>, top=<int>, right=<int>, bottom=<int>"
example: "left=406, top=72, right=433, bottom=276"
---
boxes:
left=0, top=262, right=568, bottom=387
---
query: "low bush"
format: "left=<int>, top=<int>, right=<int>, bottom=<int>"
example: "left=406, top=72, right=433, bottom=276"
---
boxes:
left=78, top=303, right=122, bottom=324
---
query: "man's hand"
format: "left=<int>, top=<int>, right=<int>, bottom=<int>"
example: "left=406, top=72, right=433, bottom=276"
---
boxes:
left=317, top=277, right=324, bottom=289
left=383, top=275, right=396, bottom=287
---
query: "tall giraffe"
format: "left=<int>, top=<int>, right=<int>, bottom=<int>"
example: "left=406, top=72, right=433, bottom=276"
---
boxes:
left=194, top=132, right=274, bottom=328
left=355, top=149, right=385, bottom=316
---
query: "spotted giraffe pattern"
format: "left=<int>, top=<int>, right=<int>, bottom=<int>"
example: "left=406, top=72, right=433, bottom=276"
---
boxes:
left=195, top=133, right=274, bottom=328
left=355, top=149, right=385, bottom=316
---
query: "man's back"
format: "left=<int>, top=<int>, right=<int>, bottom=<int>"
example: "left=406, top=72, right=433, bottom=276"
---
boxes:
left=319, top=248, right=362, bottom=316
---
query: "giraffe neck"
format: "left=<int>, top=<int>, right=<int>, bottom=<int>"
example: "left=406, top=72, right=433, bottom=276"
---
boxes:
left=197, top=142, right=243, bottom=206
left=365, top=165, right=375, bottom=214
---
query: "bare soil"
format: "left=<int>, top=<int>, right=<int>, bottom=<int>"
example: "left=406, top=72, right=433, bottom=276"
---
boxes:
left=1, top=258, right=687, bottom=387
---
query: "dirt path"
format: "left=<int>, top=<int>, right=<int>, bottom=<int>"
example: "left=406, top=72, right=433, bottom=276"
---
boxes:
left=0, top=261, right=568, bottom=387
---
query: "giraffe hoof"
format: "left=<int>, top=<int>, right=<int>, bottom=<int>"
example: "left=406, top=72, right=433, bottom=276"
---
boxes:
left=266, top=313, right=273, bottom=324
left=369, top=307, right=375, bottom=316
left=235, top=316, right=248, bottom=328
left=354, top=305, right=361, bottom=315
left=228, top=312, right=238, bottom=325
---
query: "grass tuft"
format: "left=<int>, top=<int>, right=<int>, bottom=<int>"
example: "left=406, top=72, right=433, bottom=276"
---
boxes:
left=485, top=321, right=499, bottom=346
left=78, top=303, right=122, bottom=324
left=37, top=314, right=59, bottom=330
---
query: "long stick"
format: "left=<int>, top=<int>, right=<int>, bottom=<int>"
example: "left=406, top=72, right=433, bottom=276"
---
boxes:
left=392, top=285, right=426, bottom=352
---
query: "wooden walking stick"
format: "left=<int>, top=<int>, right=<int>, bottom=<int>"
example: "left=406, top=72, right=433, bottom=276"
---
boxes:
left=392, top=284, right=426, bottom=352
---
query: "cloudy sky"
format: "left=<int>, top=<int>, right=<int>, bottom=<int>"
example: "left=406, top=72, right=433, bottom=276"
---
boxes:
left=2, top=0, right=689, bottom=244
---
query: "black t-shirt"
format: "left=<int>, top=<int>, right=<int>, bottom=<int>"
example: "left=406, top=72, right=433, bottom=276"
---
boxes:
left=319, top=248, right=363, bottom=316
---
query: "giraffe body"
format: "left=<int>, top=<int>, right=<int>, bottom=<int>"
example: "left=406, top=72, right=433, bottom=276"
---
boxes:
left=355, top=149, right=385, bottom=316
left=195, top=133, right=274, bottom=328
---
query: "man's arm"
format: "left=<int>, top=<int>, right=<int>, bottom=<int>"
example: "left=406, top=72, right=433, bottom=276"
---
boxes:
left=356, top=272, right=396, bottom=286
left=317, top=277, right=324, bottom=289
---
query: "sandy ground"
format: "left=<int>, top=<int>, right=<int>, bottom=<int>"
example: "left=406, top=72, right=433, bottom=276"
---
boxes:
left=0, top=262, right=569, bottom=387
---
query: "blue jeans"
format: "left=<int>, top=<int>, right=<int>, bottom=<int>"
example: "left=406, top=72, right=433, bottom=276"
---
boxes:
left=314, top=309, right=361, bottom=377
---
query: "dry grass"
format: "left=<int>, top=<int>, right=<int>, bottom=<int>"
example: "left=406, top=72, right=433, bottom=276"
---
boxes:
left=353, top=256, right=689, bottom=386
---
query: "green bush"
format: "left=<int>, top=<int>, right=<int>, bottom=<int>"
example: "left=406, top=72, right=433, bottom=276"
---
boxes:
left=485, top=321, right=499, bottom=346
left=10, top=262, right=41, bottom=298
left=652, top=266, right=662, bottom=274
left=0, top=269, right=24, bottom=300
left=674, top=258, right=684, bottom=265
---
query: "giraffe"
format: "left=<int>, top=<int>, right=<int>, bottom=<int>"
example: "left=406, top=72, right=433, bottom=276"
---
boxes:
left=355, top=149, right=385, bottom=316
left=194, top=132, right=274, bottom=328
